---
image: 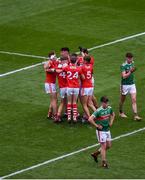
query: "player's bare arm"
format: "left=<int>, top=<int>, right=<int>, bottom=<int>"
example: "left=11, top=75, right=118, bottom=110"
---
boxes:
left=88, top=115, right=102, bottom=130
left=130, top=67, right=137, bottom=73
left=122, top=66, right=136, bottom=79
left=109, top=112, right=115, bottom=127
left=121, top=71, right=131, bottom=79
left=80, top=73, right=85, bottom=80
left=56, top=69, right=63, bottom=73
left=44, top=62, right=56, bottom=73
left=44, top=61, right=49, bottom=70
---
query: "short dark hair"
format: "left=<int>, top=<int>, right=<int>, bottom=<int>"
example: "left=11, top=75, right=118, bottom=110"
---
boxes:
left=48, top=51, right=55, bottom=57
left=70, top=53, right=77, bottom=64
left=126, top=52, right=133, bottom=58
left=79, top=46, right=88, bottom=54
left=61, top=47, right=70, bottom=52
left=60, top=56, right=68, bottom=61
left=100, top=96, right=109, bottom=103
left=82, top=48, right=88, bottom=54
left=84, top=55, right=91, bottom=63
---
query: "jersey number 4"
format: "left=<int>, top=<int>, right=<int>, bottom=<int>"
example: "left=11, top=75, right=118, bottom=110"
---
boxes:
left=59, top=72, right=66, bottom=78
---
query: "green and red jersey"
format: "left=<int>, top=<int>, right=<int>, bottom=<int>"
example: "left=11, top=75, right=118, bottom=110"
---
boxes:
left=92, top=106, right=113, bottom=131
left=120, top=61, right=135, bottom=85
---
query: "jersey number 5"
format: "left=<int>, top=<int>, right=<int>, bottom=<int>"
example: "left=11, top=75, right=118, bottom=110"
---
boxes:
left=86, top=71, right=92, bottom=79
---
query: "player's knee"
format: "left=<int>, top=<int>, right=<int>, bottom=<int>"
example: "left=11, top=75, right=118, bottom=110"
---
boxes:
left=107, top=144, right=111, bottom=149
left=88, top=102, right=93, bottom=108
left=106, top=142, right=112, bottom=149
left=101, top=143, right=107, bottom=150
left=83, top=105, right=88, bottom=110
left=132, top=98, right=136, bottom=104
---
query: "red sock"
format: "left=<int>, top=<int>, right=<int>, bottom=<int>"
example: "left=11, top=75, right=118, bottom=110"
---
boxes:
left=73, top=104, right=77, bottom=120
left=67, top=104, right=72, bottom=120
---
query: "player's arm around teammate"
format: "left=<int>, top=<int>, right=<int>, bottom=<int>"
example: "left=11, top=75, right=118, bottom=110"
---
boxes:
left=55, top=56, right=69, bottom=122
left=44, top=52, right=58, bottom=121
left=78, top=47, right=98, bottom=110
left=80, top=56, right=96, bottom=121
left=64, top=54, right=84, bottom=123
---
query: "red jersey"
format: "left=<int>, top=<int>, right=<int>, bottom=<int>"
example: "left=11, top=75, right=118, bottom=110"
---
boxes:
left=90, top=56, right=94, bottom=66
left=45, top=60, right=57, bottom=83
left=77, top=56, right=84, bottom=66
left=63, top=63, right=82, bottom=88
left=81, top=63, right=93, bottom=87
left=77, top=55, right=94, bottom=66
left=56, top=62, right=68, bottom=88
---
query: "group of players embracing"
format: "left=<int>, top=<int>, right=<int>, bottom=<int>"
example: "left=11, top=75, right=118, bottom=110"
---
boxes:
left=44, top=47, right=98, bottom=123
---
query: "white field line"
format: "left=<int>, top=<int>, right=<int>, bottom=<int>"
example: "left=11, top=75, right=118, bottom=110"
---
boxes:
left=0, top=31, right=145, bottom=78
left=88, top=31, right=145, bottom=51
left=1, top=127, right=145, bottom=179
left=0, top=50, right=46, bottom=59
left=0, top=62, right=45, bottom=77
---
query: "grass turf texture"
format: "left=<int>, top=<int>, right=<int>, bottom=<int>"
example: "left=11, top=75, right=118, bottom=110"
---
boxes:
left=0, top=0, right=145, bottom=178
left=11, top=132, right=145, bottom=179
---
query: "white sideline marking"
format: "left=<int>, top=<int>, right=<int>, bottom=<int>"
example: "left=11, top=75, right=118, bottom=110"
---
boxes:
left=0, top=50, right=46, bottom=59
left=0, top=31, right=145, bottom=78
left=1, top=127, right=145, bottom=179
left=88, top=31, right=145, bottom=51
left=0, top=62, right=45, bottom=77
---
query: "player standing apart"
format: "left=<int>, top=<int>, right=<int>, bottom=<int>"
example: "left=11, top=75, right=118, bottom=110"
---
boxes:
left=89, top=96, right=115, bottom=168
left=119, top=53, right=142, bottom=121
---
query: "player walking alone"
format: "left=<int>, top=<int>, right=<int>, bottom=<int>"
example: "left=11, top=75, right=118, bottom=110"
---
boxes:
left=89, top=96, right=115, bottom=168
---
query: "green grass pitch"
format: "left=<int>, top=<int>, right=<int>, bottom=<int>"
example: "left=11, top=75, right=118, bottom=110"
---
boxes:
left=0, top=0, right=145, bottom=178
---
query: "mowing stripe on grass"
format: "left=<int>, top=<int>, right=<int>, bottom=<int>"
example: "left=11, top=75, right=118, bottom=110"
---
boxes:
left=1, top=127, right=145, bottom=179
left=0, top=31, right=145, bottom=78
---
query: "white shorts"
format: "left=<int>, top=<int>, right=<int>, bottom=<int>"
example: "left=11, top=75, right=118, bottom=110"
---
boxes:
left=80, top=87, right=94, bottom=96
left=45, top=83, right=56, bottom=94
left=96, top=130, right=111, bottom=143
left=59, top=88, right=67, bottom=98
left=120, top=84, right=136, bottom=95
left=67, top=88, right=79, bottom=96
